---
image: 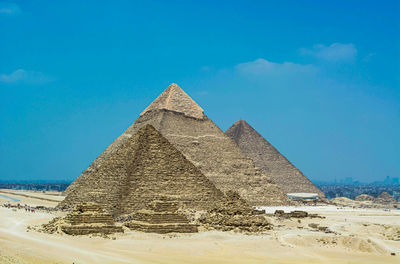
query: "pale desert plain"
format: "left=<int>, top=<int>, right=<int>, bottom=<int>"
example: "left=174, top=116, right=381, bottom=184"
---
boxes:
left=0, top=189, right=399, bottom=264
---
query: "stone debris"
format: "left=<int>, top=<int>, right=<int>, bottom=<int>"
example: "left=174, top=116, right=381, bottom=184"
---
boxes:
left=307, top=223, right=335, bottom=233
left=383, top=225, right=400, bottom=241
left=41, top=203, right=123, bottom=235
left=275, top=210, right=307, bottom=218
left=65, top=84, right=291, bottom=206
left=225, top=120, right=325, bottom=199
left=197, top=191, right=272, bottom=233
left=273, top=210, right=323, bottom=219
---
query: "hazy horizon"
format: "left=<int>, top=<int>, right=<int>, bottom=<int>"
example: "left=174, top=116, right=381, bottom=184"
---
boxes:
left=1, top=0, right=399, bottom=183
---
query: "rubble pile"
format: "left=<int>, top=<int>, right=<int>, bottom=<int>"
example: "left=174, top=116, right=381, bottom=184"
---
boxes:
left=273, top=210, right=323, bottom=219
left=197, top=191, right=272, bottom=233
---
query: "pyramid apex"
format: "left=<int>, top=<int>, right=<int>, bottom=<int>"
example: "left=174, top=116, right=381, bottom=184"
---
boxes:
left=140, top=83, right=205, bottom=119
left=235, top=120, right=249, bottom=125
left=169, top=83, right=180, bottom=88
left=232, top=120, right=253, bottom=129
left=226, top=120, right=258, bottom=143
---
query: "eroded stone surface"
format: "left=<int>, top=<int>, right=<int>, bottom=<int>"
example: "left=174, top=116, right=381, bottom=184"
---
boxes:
left=225, top=120, right=325, bottom=199
left=59, top=125, right=228, bottom=216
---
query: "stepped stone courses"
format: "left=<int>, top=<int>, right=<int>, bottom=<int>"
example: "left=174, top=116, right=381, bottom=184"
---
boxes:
left=42, top=203, right=123, bottom=235
left=226, top=120, right=325, bottom=199
left=122, top=200, right=198, bottom=234
left=66, top=84, right=291, bottom=206
left=59, top=124, right=228, bottom=217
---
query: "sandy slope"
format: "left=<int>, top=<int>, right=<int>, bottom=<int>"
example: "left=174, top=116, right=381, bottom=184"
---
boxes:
left=0, top=191, right=399, bottom=264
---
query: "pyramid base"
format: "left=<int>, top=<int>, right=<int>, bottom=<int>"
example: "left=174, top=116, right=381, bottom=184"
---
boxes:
left=61, top=225, right=123, bottom=235
left=126, top=221, right=198, bottom=234
left=128, top=212, right=190, bottom=224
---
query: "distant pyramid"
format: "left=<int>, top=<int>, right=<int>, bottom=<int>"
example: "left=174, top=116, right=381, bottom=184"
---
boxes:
left=226, top=120, right=325, bottom=199
left=66, top=83, right=291, bottom=206
left=59, top=125, right=227, bottom=216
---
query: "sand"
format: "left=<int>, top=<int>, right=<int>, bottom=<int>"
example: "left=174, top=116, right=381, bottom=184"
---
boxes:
left=0, top=190, right=399, bottom=264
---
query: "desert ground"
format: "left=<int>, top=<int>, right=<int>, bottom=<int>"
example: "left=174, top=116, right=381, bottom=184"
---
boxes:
left=0, top=189, right=399, bottom=264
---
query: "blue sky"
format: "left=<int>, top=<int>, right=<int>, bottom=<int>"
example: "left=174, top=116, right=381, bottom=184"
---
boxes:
left=0, top=0, right=399, bottom=183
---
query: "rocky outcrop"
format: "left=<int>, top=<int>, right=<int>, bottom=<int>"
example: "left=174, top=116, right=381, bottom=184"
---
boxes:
left=42, top=203, right=123, bottom=235
left=65, top=84, right=291, bottom=206
left=226, top=120, right=325, bottom=199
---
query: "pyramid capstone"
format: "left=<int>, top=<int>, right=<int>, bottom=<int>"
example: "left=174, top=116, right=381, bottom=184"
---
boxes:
left=140, top=83, right=205, bottom=119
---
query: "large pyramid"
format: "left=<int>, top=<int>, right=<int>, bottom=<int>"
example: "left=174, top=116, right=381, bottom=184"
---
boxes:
left=59, top=124, right=227, bottom=216
left=66, top=83, right=290, bottom=206
left=226, top=120, right=325, bottom=199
